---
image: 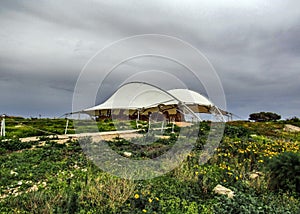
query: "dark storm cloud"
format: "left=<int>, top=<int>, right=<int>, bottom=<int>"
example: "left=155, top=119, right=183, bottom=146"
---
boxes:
left=0, top=0, right=299, bottom=118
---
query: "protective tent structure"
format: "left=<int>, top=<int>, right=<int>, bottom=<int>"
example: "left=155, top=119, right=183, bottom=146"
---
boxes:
left=83, top=82, right=229, bottom=122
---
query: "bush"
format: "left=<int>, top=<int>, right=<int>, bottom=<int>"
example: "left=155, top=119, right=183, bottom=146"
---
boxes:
left=266, top=152, right=300, bottom=193
left=224, top=125, right=250, bottom=138
left=0, top=138, right=33, bottom=152
left=286, top=117, right=300, bottom=127
left=249, top=112, right=281, bottom=122
left=213, top=192, right=300, bottom=213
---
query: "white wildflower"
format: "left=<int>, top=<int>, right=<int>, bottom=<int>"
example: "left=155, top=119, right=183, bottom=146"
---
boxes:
left=10, top=170, right=18, bottom=176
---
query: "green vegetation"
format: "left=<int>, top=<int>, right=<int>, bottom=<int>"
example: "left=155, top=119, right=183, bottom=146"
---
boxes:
left=3, top=117, right=73, bottom=138
left=266, top=152, right=300, bottom=193
left=2, top=117, right=140, bottom=138
left=0, top=119, right=299, bottom=213
left=285, top=117, right=300, bottom=127
left=249, top=112, right=281, bottom=122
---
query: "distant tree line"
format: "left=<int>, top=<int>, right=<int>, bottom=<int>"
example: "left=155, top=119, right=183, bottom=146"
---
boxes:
left=285, top=116, right=300, bottom=126
left=249, top=112, right=281, bottom=122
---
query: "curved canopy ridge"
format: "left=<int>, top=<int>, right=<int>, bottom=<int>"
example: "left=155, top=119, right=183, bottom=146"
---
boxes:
left=167, top=89, right=213, bottom=114
left=167, top=89, right=212, bottom=106
left=84, top=82, right=177, bottom=112
left=83, top=82, right=228, bottom=119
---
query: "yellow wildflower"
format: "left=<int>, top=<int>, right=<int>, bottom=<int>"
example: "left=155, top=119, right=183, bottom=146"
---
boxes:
left=149, top=198, right=153, bottom=203
left=134, top=194, right=139, bottom=199
left=142, top=209, right=147, bottom=213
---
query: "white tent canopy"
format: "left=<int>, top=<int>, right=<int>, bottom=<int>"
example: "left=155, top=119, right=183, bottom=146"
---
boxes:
left=85, top=82, right=177, bottom=111
left=83, top=82, right=228, bottom=119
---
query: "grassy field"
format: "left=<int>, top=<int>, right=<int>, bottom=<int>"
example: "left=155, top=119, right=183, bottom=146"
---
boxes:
left=0, top=118, right=299, bottom=213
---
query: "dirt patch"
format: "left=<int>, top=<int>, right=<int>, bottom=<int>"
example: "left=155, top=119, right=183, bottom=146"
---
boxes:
left=20, top=136, right=39, bottom=143
left=90, top=133, right=143, bottom=142
left=19, top=130, right=142, bottom=144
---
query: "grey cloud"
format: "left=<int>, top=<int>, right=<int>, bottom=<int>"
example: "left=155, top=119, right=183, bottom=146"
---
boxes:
left=0, top=0, right=299, bottom=119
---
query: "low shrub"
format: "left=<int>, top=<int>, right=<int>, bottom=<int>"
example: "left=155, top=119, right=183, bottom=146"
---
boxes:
left=213, top=192, right=300, bottom=213
left=224, top=124, right=250, bottom=139
left=266, top=151, right=300, bottom=193
left=0, top=138, right=33, bottom=153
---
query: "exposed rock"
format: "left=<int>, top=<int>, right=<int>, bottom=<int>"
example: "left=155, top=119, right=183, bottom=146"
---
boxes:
left=28, top=185, right=38, bottom=192
left=250, top=173, right=259, bottom=180
left=249, top=171, right=263, bottom=180
left=213, top=184, right=234, bottom=198
left=284, top=124, right=300, bottom=132
left=123, top=152, right=132, bottom=157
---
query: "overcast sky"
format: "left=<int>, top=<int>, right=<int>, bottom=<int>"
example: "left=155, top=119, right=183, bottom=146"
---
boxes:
left=0, top=0, right=299, bottom=119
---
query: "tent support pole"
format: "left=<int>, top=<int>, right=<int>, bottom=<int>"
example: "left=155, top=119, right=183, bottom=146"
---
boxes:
left=211, top=106, right=225, bottom=122
left=148, top=118, right=151, bottom=133
left=64, top=119, right=69, bottom=135
left=136, top=110, right=140, bottom=128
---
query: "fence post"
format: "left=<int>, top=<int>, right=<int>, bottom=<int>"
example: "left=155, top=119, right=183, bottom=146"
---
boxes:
left=64, top=119, right=69, bottom=135
left=1, top=115, right=5, bottom=137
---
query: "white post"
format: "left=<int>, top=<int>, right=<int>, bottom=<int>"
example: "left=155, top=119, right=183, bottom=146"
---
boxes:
left=148, top=118, right=151, bottom=133
left=161, top=120, right=164, bottom=133
left=171, top=118, right=175, bottom=133
left=1, top=115, right=5, bottom=137
left=136, top=110, right=140, bottom=128
left=64, top=119, right=69, bottom=135
left=0, top=119, right=2, bottom=137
